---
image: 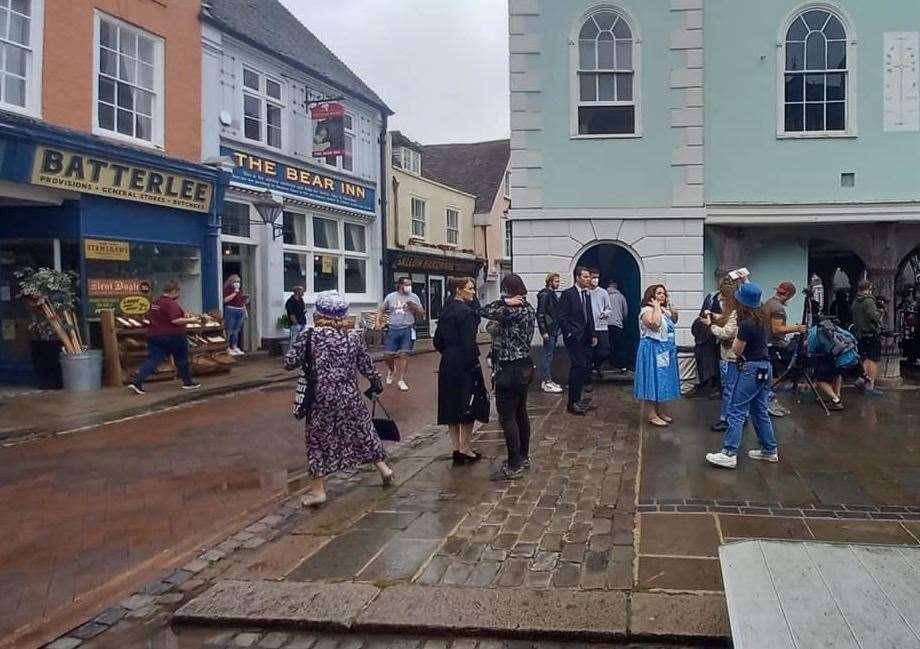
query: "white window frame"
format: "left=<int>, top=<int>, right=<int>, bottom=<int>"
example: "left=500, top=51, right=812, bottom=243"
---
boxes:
left=92, top=11, right=164, bottom=149
left=281, top=210, right=370, bottom=297
left=445, top=206, right=460, bottom=246
left=410, top=196, right=426, bottom=239
left=342, top=112, right=355, bottom=172
left=503, top=170, right=511, bottom=198
left=503, top=218, right=512, bottom=259
left=776, top=3, right=858, bottom=139
left=0, top=0, right=43, bottom=117
left=569, top=4, right=642, bottom=139
left=401, top=148, right=421, bottom=175
left=241, top=64, right=284, bottom=149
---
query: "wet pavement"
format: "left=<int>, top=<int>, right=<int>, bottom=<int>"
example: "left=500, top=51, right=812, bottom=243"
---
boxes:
left=0, top=351, right=448, bottom=649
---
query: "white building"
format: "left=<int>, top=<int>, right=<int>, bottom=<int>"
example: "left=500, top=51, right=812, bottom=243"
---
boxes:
left=201, top=0, right=391, bottom=350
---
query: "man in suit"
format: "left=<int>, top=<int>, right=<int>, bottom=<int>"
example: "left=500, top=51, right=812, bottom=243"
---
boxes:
left=557, top=266, right=597, bottom=415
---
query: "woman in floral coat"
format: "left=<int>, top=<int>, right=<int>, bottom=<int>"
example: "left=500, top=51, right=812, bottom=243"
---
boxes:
left=284, top=291, right=394, bottom=507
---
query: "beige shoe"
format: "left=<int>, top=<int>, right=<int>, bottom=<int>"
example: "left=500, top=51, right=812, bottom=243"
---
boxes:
left=301, top=491, right=327, bottom=507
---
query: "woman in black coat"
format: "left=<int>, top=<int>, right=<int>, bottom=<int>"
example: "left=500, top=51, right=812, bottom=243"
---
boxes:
left=434, top=276, right=488, bottom=465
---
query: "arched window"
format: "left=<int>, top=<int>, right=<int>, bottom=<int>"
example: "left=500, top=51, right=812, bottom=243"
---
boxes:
left=782, top=7, right=850, bottom=134
left=575, top=8, right=637, bottom=136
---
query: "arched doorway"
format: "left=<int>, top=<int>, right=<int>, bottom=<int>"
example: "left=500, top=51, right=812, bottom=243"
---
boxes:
left=575, top=243, right=642, bottom=367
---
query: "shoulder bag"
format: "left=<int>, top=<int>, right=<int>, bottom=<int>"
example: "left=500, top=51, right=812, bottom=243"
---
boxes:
left=292, top=329, right=314, bottom=420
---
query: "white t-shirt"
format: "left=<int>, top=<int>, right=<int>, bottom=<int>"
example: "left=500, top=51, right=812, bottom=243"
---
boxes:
left=382, top=291, right=422, bottom=329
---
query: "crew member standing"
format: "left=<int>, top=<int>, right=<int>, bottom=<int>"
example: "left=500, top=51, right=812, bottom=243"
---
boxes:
left=851, top=279, right=884, bottom=396
left=606, top=280, right=629, bottom=372
left=556, top=267, right=596, bottom=416
left=589, top=269, right=612, bottom=380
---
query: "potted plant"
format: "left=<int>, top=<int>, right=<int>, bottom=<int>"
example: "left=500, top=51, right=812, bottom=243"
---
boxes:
left=15, top=267, right=101, bottom=392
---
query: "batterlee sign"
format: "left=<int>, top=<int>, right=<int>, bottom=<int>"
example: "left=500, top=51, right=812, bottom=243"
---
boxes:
left=31, top=146, right=213, bottom=213
left=223, top=148, right=375, bottom=215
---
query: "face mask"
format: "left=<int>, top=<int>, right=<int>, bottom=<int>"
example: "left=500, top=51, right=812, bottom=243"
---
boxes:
left=232, top=282, right=241, bottom=290
left=590, top=278, right=599, bottom=288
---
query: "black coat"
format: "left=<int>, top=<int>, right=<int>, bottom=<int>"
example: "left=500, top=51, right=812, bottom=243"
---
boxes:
left=434, top=298, right=486, bottom=425
left=557, top=286, right=592, bottom=343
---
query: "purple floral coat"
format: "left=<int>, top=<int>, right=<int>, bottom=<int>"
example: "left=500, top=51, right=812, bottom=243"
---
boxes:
left=284, top=327, right=386, bottom=478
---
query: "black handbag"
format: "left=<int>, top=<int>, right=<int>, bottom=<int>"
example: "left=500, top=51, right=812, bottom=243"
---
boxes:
left=292, top=329, right=314, bottom=420
left=371, top=400, right=400, bottom=441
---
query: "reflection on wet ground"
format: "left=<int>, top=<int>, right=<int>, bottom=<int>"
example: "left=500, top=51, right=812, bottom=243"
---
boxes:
left=640, top=386, right=920, bottom=506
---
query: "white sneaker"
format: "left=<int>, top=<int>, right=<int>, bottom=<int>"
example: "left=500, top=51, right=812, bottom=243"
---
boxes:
left=706, top=451, right=737, bottom=469
left=548, top=382, right=563, bottom=393
left=300, top=491, right=327, bottom=507
left=386, top=371, right=394, bottom=385
left=748, top=449, right=779, bottom=463
left=398, top=380, right=409, bottom=391
left=234, top=347, right=245, bottom=356
left=541, top=381, right=554, bottom=393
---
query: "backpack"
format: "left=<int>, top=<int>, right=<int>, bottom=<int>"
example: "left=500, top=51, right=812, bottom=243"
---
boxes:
left=817, top=319, right=859, bottom=370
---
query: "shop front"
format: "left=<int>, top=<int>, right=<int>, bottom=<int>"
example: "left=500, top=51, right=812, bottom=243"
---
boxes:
left=0, top=117, right=226, bottom=385
left=219, top=146, right=382, bottom=348
left=385, top=249, right=483, bottom=338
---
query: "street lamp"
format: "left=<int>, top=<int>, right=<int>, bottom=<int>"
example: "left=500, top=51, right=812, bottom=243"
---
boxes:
left=252, top=190, right=284, bottom=240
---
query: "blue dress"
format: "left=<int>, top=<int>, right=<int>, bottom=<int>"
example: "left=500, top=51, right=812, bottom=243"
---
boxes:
left=634, top=311, right=680, bottom=402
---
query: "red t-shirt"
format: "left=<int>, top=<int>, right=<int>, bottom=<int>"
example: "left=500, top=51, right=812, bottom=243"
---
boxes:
left=147, top=295, right=186, bottom=336
left=224, top=286, right=247, bottom=307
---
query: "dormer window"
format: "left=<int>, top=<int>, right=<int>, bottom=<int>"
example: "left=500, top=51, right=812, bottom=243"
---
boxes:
left=394, top=147, right=421, bottom=174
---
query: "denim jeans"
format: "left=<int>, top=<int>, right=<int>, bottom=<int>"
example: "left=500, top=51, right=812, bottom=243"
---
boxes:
left=721, top=360, right=778, bottom=456
left=541, top=331, right=558, bottom=382
left=224, top=306, right=246, bottom=348
left=289, top=324, right=304, bottom=344
left=719, top=359, right=739, bottom=422
left=134, top=335, right=194, bottom=387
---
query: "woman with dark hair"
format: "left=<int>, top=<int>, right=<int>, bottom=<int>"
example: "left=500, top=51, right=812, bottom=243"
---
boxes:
left=477, top=273, right=536, bottom=481
left=700, top=277, right=740, bottom=432
left=706, top=282, right=779, bottom=469
left=434, top=277, right=488, bottom=464
left=634, top=284, right=680, bottom=426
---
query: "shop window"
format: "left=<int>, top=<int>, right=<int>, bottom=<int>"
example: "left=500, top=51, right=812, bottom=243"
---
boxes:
left=313, top=217, right=338, bottom=249
left=411, top=197, right=426, bottom=239
left=95, top=13, right=163, bottom=146
left=446, top=208, right=459, bottom=245
left=314, top=253, right=338, bottom=292
left=283, top=251, right=307, bottom=292
left=0, top=0, right=41, bottom=116
left=781, top=7, right=850, bottom=135
left=282, top=211, right=307, bottom=246
left=242, top=66, right=283, bottom=148
left=344, top=222, right=365, bottom=253
left=344, top=258, right=366, bottom=294
left=574, top=8, right=638, bottom=136
left=221, top=201, right=251, bottom=238
left=85, top=241, right=202, bottom=317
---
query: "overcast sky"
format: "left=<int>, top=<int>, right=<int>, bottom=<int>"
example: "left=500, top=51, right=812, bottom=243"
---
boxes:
left=280, top=0, right=510, bottom=145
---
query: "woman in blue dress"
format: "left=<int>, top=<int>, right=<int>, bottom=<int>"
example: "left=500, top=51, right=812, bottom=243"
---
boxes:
left=634, top=284, right=680, bottom=426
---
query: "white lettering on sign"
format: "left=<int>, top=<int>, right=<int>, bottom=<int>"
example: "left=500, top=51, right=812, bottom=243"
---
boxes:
left=884, top=32, right=919, bottom=132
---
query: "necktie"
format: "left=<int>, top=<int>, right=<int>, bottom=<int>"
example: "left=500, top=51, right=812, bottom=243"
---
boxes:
left=583, top=290, right=591, bottom=324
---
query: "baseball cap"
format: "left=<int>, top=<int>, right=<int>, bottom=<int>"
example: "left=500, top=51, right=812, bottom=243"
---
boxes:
left=775, top=281, right=796, bottom=296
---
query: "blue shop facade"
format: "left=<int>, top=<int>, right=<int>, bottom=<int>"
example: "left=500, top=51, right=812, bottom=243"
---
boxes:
left=0, top=116, right=228, bottom=384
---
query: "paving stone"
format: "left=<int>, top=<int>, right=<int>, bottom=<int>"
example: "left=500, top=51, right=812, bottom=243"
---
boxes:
left=472, top=525, right=501, bottom=543
left=203, top=549, right=227, bottom=562
left=45, top=638, right=82, bottom=649
left=283, top=636, right=318, bottom=649
left=637, top=555, right=723, bottom=591
left=243, top=536, right=267, bottom=550
left=93, top=606, right=126, bottom=626
left=638, top=513, right=719, bottom=557
left=156, top=593, right=186, bottom=605
left=119, top=594, right=155, bottom=610
left=234, top=632, right=261, bottom=647
left=257, top=631, right=289, bottom=648
left=560, top=542, right=586, bottom=563
left=174, top=580, right=380, bottom=629
left=805, top=518, right=918, bottom=544
left=288, top=530, right=397, bottom=581
left=551, top=562, right=580, bottom=587
left=70, top=621, right=108, bottom=640
left=440, top=535, right=468, bottom=555
left=460, top=541, right=486, bottom=563
left=466, top=561, right=501, bottom=587
left=530, top=551, right=559, bottom=572
left=416, top=556, right=451, bottom=585
left=359, top=538, right=441, bottom=582
left=629, top=592, right=729, bottom=640
left=524, top=570, right=553, bottom=588
left=718, top=514, right=812, bottom=541
left=510, top=542, right=537, bottom=558
left=491, top=532, right=518, bottom=550
left=127, top=604, right=157, bottom=619
left=182, top=558, right=210, bottom=573
left=496, top=558, right=529, bottom=587
left=442, top=562, right=473, bottom=585
left=357, top=585, right=627, bottom=637
left=540, top=533, right=563, bottom=552
left=140, top=580, right=173, bottom=595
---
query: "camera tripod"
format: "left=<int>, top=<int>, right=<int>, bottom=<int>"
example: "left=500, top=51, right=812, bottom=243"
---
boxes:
left=769, top=287, right=831, bottom=415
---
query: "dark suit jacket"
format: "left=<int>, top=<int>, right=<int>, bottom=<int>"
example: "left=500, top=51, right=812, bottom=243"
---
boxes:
left=557, top=286, right=592, bottom=342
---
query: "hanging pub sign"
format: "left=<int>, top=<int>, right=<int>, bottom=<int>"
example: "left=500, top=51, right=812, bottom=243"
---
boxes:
left=311, top=102, right=346, bottom=158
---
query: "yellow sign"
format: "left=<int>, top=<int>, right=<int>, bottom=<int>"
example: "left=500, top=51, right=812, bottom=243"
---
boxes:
left=85, top=238, right=130, bottom=261
left=32, top=146, right=213, bottom=213
left=320, top=255, right=334, bottom=274
left=119, top=295, right=151, bottom=315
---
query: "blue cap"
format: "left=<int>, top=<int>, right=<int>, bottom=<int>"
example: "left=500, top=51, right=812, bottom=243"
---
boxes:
left=735, top=282, right=763, bottom=309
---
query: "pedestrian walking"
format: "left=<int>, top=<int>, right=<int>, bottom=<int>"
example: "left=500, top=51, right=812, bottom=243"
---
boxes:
left=536, top=273, right=563, bottom=393
left=284, top=291, right=394, bottom=507
left=129, top=280, right=202, bottom=395
left=606, top=280, right=629, bottom=372
left=285, top=285, right=307, bottom=343
left=706, top=282, right=779, bottom=469
left=634, top=284, right=679, bottom=426
left=589, top=269, right=612, bottom=379
left=478, top=273, right=536, bottom=481
left=851, top=279, right=885, bottom=396
left=434, top=277, right=488, bottom=464
left=557, top=266, right=597, bottom=416
left=699, top=277, right=740, bottom=431
left=223, top=274, right=248, bottom=355
left=376, top=277, right=425, bottom=391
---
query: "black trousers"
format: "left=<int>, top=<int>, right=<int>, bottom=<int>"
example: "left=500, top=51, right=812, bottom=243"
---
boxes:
left=565, top=334, right=591, bottom=407
left=592, top=329, right=611, bottom=372
left=134, top=334, right=194, bottom=387
left=494, top=360, right=534, bottom=470
left=609, top=326, right=627, bottom=369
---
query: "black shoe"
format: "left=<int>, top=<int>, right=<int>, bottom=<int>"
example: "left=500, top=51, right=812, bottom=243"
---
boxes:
left=577, top=401, right=597, bottom=411
left=710, top=420, right=728, bottom=432
left=128, top=383, right=146, bottom=395
left=521, top=458, right=532, bottom=470
left=452, top=450, right=482, bottom=465
left=829, top=400, right=845, bottom=411
left=567, top=404, right=587, bottom=416
left=490, top=464, right=524, bottom=481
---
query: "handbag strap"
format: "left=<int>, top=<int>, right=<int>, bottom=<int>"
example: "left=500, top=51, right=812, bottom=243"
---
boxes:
left=372, top=398, right=392, bottom=420
left=300, top=328, right=313, bottom=377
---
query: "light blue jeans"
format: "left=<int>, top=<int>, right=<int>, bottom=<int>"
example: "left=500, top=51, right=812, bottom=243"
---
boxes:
left=289, top=324, right=304, bottom=344
left=224, top=306, right=246, bottom=348
left=719, top=359, right=739, bottom=422
left=541, top=331, right=558, bottom=382
left=721, top=360, right=778, bottom=457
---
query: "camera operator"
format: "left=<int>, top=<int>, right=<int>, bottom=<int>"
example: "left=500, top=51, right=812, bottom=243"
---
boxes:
left=805, top=319, right=860, bottom=411
left=763, top=282, right=807, bottom=415
left=851, top=279, right=884, bottom=396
